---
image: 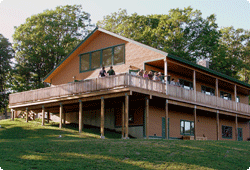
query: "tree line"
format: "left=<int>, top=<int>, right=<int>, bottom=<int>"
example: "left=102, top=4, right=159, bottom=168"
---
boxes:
left=1, top=5, right=250, bottom=115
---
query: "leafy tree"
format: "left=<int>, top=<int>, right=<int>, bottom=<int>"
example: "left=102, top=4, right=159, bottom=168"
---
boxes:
left=0, top=34, right=14, bottom=117
left=97, top=7, right=220, bottom=62
left=210, top=27, right=250, bottom=79
left=13, top=5, right=93, bottom=91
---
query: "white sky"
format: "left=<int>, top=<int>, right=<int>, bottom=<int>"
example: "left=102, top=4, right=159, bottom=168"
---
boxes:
left=0, top=0, right=249, bottom=43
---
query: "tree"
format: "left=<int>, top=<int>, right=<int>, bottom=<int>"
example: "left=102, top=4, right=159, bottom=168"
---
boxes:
left=97, top=7, right=220, bottom=62
left=0, top=34, right=14, bottom=117
left=13, top=5, right=93, bottom=91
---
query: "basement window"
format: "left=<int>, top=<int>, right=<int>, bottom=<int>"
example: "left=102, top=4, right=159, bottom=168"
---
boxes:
left=180, top=120, right=194, bottom=135
left=222, top=125, right=232, bottom=139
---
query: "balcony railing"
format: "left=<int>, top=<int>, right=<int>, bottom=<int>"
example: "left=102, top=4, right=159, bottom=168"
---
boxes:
left=9, top=73, right=250, bottom=116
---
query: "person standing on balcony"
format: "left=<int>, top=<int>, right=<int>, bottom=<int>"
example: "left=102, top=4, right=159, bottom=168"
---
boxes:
left=107, top=66, right=115, bottom=76
left=170, top=78, right=175, bottom=85
left=148, top=71, right=153, bottom=80
left=137, top=69, right=143, bottom=77
left=99, top=66, right=107, bottom=77
left=143, top=70, right=149, bottom=79
left=175, top=79, right=181, bottom=87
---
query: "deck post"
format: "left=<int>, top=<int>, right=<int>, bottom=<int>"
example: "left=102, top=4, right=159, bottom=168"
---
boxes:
left=164, top=59, right=168, bottom=94
left=59, top=103, right=63, bottom=129
left=216, top=110, right=219, bottom=140
left=79, top=100, right=83, bottom=133
left=47, top=111, right=50, bottom=123
left=125, top=94, right=129, bottom=139
left=42, top=105, right=45, bottom=126
left=234, top=84, right=237, bottom=111
left=193, top=70, right=196, bottom=102
left=63, top=110, right=66, bottom=125
left=100, top=97, right=105, bottom=139
left=122, top=101, right=125, bottom=138
left=145, top=97, right=149, bottom=139
left=26, top=107, right=29, bottom=123
left=11, top=109, right=14, bottom=121
left=194, top=105, right=197, bottom=140
left=235, top=114, right=238, bottom=141
left=165, top=99, right=169, bottom=140
left=216, top=79, right=219, bottom=106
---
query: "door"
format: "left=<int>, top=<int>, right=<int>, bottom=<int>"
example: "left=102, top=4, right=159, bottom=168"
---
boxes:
left=238, top=128, right=243, bottom=141
left=162, top=117, right=169, bottom=139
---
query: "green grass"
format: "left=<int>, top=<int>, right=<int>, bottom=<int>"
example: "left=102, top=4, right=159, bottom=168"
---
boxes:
left=0, top=119, right=249, bottom=170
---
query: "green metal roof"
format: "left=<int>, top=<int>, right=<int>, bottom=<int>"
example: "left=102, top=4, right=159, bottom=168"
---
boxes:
left=167, top=53, right=250, bottom=88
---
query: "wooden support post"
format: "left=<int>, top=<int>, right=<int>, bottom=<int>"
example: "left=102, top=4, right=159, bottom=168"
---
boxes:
left=122, top=101, right=125, bottom=138
left=216, top=110, right=219, bottom=140
left=59, top=103, right=63, bottom=129
left=164, top=59, right=168, bottom=94
left=194, top=105, right=197, bottom=140
left=234, top=84, right=237, bottom=111
left=145, top=97, right=149, bottom=139
left=193, top=70, right=196, bottom=102
left=47, top=111, right=50, bottom=123
left=26, top=107, right=29, bottom=123
left=235, top=114, right=238, bottom=141
left=100, top=97, right=105, bottom=139
left=216, top=78, right=219, bottom=106
left=125, top=94, right=129, bottom=139
left=165, top=99, right=169, bottom=140
left=42, top=106, right=45, bottom=126
left=11, top=109, right=14, bottom=121
left=79, top=100, right=83, bottom=133
left=63, top=111, right=66, bottom=125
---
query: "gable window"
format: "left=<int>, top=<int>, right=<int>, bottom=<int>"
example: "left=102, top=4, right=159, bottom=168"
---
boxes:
left=201, top=85, right=215, bottom=96
left=79, top=44, right=125, bottom=72
left=180, top=120, right=194, bottom=135
left=222, top=125, right=232, bottom=139
left=220, top=91, right=232, bottom=100
left=179, top=79, right=193, bottom=90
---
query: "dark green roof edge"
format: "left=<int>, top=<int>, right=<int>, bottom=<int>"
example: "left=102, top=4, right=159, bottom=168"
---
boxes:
left=167, top=53, right=250, bottom=88
left=43, top=27, right=99, bottom=82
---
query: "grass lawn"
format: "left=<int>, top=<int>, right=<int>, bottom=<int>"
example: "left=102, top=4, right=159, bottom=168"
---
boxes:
left=0, top=118, right=249, bottom=170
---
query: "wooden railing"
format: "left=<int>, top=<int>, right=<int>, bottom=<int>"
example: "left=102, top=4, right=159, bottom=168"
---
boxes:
left=9, top=73, right=250, bottom=116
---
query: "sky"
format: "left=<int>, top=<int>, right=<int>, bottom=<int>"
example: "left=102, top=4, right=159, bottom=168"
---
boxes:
left=0, top=0, right=250, bottom=43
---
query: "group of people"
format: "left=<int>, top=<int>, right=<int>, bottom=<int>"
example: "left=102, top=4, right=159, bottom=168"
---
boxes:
left=99, top=66, right=115, bottom=77
left=136, top=69, right=164, bottom=82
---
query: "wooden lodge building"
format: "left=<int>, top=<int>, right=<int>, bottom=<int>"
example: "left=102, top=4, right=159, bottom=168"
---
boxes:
left=9, top=27, right=250, bottom=141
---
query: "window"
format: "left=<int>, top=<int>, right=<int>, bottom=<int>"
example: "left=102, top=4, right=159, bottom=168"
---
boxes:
left=79, top=44, right=125, bottom=72
left=201, top=85, right=215, bottom=96
left=222, top=125, right=232, bottom=139
left=180, top=120, right=194, bottom=135
left=114, top=45, right=125, bottom=65
left=179, top=79, right=193, bottom=90
left=220, top=91, right=232, bottom=100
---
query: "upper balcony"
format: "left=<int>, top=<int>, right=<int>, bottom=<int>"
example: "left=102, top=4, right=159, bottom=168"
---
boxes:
left=9, top=73, right=250, bottom=117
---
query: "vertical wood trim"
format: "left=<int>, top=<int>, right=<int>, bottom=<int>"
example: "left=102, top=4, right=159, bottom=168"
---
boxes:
left=164, top=59, right=168, bottom=94
left=26, top=107, right=28, bottom=123
left=122, top=101, right=125, bottom=138
left=145, top=97, right=149, bottom=139
left=216, top=79, right=219, bottom=106
left=101, top=97, right=105, bottom=138
left=125, top=94, right=129, bottom=139
left=165, top=99, right=169, bottom=140
left=11, top=109, right=14, bottom=121
left=234, top=84, right=237, bottom=111
left=59, top=103, right=63, bottom=129
left=79, top=100, right=83, bottom=133
left=193, top=70, right=196, bottom=102
left=42, top=106, right=45, bottom=126
left=217, top=110, right=219, bottom=140
left=235, top=114, right=238, bottom=141
left=194, top=105, right=197, bottom=140
left=47, top=111, right=50, bottom=123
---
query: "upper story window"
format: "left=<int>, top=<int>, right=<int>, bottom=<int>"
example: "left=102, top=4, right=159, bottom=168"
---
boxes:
left=236, top=96, right=240, bottom=103
left=179, top=79, right=193, bottom=90
left=220, top=91, right=232, bottom=100
left=79, top=44, right=125, bottom=72
left=201, top=85, right=215, bottom=96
